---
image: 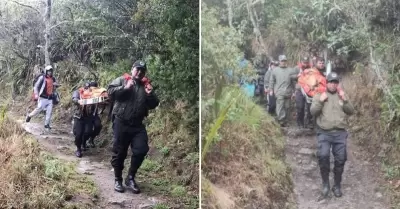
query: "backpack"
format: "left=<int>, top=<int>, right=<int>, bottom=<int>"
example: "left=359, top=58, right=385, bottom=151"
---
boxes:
left=52, top=91, right=60, bottom=105
left=33, top=73, right=44, bottom=87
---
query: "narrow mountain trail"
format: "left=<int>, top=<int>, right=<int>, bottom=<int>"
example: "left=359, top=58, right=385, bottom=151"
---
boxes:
left=9, top=110, right=160, bottom=209
left=284, top=127, right=391, bottom=209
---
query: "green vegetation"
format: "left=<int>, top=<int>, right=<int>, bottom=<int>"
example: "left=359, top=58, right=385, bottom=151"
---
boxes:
left=201, top=3, right=293, bottom=208
left=203, top=0, right=400, bottom=207
left=0, top=117, right=97, bottom=209
left=0, top=0, right=198, bottom=208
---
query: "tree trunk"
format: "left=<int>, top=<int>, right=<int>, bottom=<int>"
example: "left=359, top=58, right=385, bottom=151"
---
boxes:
left=44, top=0, right=51, bottom=66
left=226, top=0, right=233, bottom=28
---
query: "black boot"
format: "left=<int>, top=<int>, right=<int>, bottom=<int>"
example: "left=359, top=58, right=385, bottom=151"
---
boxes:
left=75, top=149, right=82, bottom=158
left=125, top=175, right=141, bottom=194
left=114, top=180, right=125, bottom=193
left=25, top=115, right=31, bottom=123
left=320, top=170, right=330, bottom=198
left=332, top=171, right=343, bottom=197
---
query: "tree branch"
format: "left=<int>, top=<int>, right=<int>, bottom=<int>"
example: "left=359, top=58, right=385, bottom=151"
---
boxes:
left=49, top=18, right=102, bottom=31
left=9, top=0, right=40, bottom=14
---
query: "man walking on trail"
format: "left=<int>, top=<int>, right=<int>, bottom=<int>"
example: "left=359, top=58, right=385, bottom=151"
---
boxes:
left=72, top=82, right=96, bottom=158
left=107, top=60, right=159, bottom=194
left=294, top=57, right=312, bottom=128
left=264, top=61, right=278, bottom=114
left=268, top=55, right=298, bottom=126
left=87, top=81, right=103, bottom=148
left=297, top=57, right=327, bottom=128
left=26, top=65, right=59, bottom=129
left=310, top=72, right=355, bottom=199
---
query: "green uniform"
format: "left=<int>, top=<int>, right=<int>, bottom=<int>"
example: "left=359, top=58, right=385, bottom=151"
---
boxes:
left=293, top=66, right=302, bottom=90
left=264, top=69, right=272, bottom=90
left=269, top=66, right=298, bottom=125
left=310, top=92, right=355, bottom=131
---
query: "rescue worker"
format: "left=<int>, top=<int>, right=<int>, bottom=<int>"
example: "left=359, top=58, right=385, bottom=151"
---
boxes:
left=294, top=57, right=312, bottom=128
left=26, top=65, right=59, bottom=129
left=72, top=82, right=95, bottom=157
left=264, top=61, right=278, bottom=114
left=268, top=55, right=298, bottom=126
left=107, top=60, right=159, bottom=194
left=310, top=72, right=354, bottom=199
left=297, top=57, right=327, bottom=128
left=254, top=58, right=267, bottom=102
left=87, top=81, right=103, bottom=148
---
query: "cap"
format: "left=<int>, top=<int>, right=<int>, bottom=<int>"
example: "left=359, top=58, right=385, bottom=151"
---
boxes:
left=279, top=55, right=287, bottom=61
left=132, top=60, right=147, bottom=71
left=327, top=72, right=340, bottom=82
left=89, top=81, right=98, bottom=87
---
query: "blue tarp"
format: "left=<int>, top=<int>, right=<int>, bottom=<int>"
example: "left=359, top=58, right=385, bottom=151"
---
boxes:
left=225, top=58, right=257, bottom=97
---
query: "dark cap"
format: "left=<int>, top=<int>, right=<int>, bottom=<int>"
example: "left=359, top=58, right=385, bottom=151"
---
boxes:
left=132, top=60, right=147, bottom=71
left=327, top=72, right=340, bottom=82
left=89, top=81, right=98, bottom=87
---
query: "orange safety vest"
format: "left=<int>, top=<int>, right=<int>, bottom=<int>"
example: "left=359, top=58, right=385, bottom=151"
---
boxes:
left=123, top=73, right=151, bottom=87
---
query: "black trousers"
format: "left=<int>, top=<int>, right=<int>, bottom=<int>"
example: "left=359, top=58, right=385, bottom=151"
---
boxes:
left=90, top=115, right=102, bottom=140
left=111, top=118, right=149, bottom=181
left=317, top=130, right=348, bottom=185
left=73, top=117, right=94, bottom=150
left=267, top=94, right=276, bottom=114
left=295, top=89, right=312, bottom=126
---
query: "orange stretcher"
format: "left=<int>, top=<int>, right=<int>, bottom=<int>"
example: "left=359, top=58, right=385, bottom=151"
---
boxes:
left=78, top=87, right=109, bottom=105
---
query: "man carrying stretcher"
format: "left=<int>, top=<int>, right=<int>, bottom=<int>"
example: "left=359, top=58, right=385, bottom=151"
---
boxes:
left=296, top=57, right=327, bottom=128
left=72, top=81, right=108, bottom=157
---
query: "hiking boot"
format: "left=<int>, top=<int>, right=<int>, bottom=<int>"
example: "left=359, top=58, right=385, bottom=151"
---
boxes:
left=25, top=115, right=31, bottom=123
left=44, top=124, right=51, bottom=130
left=75, top=150, right=82, bottom=158
left=114, top=180, right=125, bottom=193
left=332, top=185, right=342, bottom=197
left=322, top=182, right=330, bottom=198
left=125, top=176, right=141, bottom=194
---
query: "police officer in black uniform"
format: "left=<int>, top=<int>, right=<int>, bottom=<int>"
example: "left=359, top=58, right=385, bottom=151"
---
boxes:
left=107, top=60, right=159, bottom=193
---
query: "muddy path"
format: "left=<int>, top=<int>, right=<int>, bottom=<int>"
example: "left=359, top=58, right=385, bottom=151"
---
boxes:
left=9, top=111, right=160, bottom=209
left=284, top=127, right=391, bottom=209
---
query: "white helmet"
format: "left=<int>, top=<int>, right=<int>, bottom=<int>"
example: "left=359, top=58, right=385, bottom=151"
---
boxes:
left=45, top=65, right=53, bottom=71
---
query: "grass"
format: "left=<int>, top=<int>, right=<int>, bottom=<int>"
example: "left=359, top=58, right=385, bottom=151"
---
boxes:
left=201, top=87, right=294, bottom=209
left=0, top=116, right=98, bottom=209
left=341, top=70, right=400, bottom=208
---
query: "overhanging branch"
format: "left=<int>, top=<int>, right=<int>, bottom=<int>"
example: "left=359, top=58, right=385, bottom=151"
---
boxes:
left=9, top=0, right=40, bottom=14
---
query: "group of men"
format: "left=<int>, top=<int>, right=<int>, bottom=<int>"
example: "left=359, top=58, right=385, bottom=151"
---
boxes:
left=25, top=60, right=159, bottom=195
left=263, top=54, right=355, bottom=199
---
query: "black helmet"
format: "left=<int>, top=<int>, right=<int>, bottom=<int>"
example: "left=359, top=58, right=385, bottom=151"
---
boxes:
left=84, top=81, right=90, bottom=89
left=89, top=81, right=98, bottom=87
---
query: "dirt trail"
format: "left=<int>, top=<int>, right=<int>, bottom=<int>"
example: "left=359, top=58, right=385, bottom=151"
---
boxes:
left=10, top=112, right=160, bottom=209
left=284, top=127, right=391, bottom=209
